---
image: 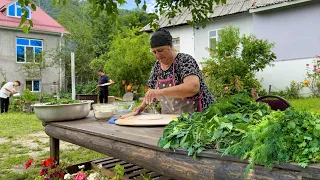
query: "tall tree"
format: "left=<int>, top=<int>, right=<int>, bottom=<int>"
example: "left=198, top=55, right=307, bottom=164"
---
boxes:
left=54, top=1, right=154, bottom=88
left=17, top=0, right=227, bottom=33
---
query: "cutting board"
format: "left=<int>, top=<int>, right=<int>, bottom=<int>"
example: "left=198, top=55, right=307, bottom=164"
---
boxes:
left=115, top=114, right=178, bottom=126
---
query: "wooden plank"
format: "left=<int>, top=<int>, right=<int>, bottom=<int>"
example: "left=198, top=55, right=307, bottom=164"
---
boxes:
left=127, top=169, right=152, bottom=178
left=92, top=157, right=115, bottom=164
left=50, top=117, right=163, bottom=149
left=100, top=159, right=122, bottom=165
left=124, top=166, right=143, bottom=174
left=45, top=125, right=305, bottom=180
left=156, top=177, right=173, bottom=180
left=120, top=163, right=136, bottom=169
left=150, top=172, right=164, bottom=178
left=48, top=117, right=320, bottom=174
left=103, top=161, right=127, bottom=169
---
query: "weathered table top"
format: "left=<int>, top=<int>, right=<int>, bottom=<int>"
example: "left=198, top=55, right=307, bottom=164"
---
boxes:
left=45, top=115, right=320, bottom=180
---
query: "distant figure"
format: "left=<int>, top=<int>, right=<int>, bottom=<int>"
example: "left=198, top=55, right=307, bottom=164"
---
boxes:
left=0, top=81, right=21, bottom=113
left=97, top=70, right=114, bottom=104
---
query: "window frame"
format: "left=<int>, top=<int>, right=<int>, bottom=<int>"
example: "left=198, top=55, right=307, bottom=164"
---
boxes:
left=16, top=37, right=43, bottom=63
left=7, top=2, right=32, bottom=19
left=172, top=37, right=180, bottom=52
left=26, top=80, right=41, bottom=92
left=208, top=29, right=221, bottom=54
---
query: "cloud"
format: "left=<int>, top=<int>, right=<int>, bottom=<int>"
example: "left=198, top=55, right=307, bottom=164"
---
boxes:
left=146, top=0, right=157, bottom=13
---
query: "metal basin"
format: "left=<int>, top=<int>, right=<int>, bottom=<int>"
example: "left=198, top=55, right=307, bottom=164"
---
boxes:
left=33, top=100, right=93, bottom=122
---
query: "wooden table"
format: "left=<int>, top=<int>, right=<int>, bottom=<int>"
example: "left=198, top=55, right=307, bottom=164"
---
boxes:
left=45, top=116, right=320, bottom=180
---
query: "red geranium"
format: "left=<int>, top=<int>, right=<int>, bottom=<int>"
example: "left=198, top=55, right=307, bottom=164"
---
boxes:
left=25, top=158, right=34, bottom=169
left=41, top=158, right=55, bottom=167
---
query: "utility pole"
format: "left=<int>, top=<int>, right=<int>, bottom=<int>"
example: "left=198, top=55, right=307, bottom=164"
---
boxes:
left=71, top=52, right=75, bottom=100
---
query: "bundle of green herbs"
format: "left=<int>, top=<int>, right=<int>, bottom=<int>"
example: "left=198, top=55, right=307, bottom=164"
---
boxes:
left=158, top=93, right=271, bottom=156
left=158, top=92, right=320, bottom=174
left=226, top=108, right=320, bottom=174
left=44, top=98, right=80, bottom=105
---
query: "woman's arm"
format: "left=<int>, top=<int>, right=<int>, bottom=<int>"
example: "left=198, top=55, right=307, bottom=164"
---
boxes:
left=161, top=75, right=200, bottom=98
left=144, top=75, right=200, bottom=104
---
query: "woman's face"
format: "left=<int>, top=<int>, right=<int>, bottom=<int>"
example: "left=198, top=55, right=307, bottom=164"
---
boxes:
left=151, top=45, right=174, bottom=65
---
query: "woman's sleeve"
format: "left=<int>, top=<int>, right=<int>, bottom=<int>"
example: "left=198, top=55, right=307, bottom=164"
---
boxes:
left=179, top=54, right=202, bottom=80
left=147, top=63, right=158, bottom=89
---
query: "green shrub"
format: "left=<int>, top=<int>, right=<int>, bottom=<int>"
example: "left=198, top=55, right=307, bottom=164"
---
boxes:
left=76, top=81, right=98, bottom=94
left=202, top=25, right=276, bottom=98
left=21, top=89, right=39, bottom=104
left=305, top=56, right=320, bottom=96
left=93, top=27, right=155, bottom=97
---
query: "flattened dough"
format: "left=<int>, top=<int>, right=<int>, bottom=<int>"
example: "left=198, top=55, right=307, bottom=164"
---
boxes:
left=137, top=115, right=163, bottom=120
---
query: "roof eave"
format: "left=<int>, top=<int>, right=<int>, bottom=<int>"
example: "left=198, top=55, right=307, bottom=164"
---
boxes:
left=249, top=0, right=314, bottom=13
left=141, top=11, right=250, bottom=33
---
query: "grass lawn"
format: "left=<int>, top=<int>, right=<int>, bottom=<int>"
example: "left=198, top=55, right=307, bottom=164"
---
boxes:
left=0, top=112, right=105, bottom=180
left=288, top=97, right=320, bottom=114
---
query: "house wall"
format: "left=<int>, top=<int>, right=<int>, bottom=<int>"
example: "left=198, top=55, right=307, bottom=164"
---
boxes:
left=0, top=28, right=63, bottom=93
left=194, top=13, right=253, bottom=63
left=253, top=2, right=320, bottom=92
left=256, top=58, right=313, bottom=96
left=162, top=25, right=195, bottom=57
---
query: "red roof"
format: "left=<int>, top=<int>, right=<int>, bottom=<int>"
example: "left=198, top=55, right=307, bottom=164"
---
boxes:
left=0, top=0, right=68, bottom=33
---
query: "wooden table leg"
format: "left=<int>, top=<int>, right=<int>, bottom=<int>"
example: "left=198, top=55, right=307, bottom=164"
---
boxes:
left=50, top=136, right=60, bottom=164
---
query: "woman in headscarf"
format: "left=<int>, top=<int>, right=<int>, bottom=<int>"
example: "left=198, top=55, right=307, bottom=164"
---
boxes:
left=134, top=28, right=214, bottom=114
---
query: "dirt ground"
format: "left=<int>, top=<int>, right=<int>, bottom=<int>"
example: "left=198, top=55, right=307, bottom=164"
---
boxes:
left=1, top=131, right=80, bottom=173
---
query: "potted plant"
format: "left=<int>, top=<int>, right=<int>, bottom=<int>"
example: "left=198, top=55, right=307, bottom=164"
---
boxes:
left=21, top=89, right=38, bottom=113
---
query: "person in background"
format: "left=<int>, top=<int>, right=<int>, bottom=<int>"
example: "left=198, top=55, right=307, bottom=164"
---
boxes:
left=134, top=28, right=214, bottom=114
left=0, top=81, right=21, bottom=113
left=97, top=70, right=114, bottom=104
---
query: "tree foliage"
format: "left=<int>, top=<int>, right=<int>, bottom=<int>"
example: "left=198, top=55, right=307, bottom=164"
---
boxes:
left=98, top=27, right=155, bottom=97
left=202, top=25, right=276, bottom=98
left=17, top=0, right=227, bottom=33
left=51, top=1, right=153, bottom=89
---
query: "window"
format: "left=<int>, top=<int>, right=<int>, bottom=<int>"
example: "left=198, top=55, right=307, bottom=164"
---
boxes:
left=16, top=38, right=43, bottom=63
left=209, top=29, right=221, bottom=52
left=172, top=37, right=180, bottom=52
left=26, top=80, right=41, bottom=92
left=7, top=2, right=31, bottom=19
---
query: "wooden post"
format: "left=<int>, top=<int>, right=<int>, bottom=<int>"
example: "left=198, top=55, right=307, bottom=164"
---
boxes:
left=71, top=52, right=76, bottom=100
left=50, top=137, right=60, bottom=164
left=268, top=85, right=272, bottom=95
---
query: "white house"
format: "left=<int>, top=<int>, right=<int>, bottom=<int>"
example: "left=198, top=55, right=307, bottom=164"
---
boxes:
left=142, top=0, right=320, bottom=94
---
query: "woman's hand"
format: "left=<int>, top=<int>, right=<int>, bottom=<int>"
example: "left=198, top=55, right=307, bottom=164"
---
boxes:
left=144, top=89, right=163, bottom=104
left=133, top=104, right=146, bottom=114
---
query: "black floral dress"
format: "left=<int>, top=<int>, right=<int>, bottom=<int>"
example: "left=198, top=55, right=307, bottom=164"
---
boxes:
left=147, top=53, right=214, bottom=111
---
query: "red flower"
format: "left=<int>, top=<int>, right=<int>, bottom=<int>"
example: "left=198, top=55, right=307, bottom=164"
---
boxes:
left=58, top=172, right=64, bottom=178
left=41, top=158, right=55, bottom=167
left=224, top=87, right=229, bottom=91
left=25, top=158, right=34, bottom=169
left=306, top=64, right=309, bottom=66
left=144, top=85, right=148, bottom=89
left=74, top=172, right=87, bottom=180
